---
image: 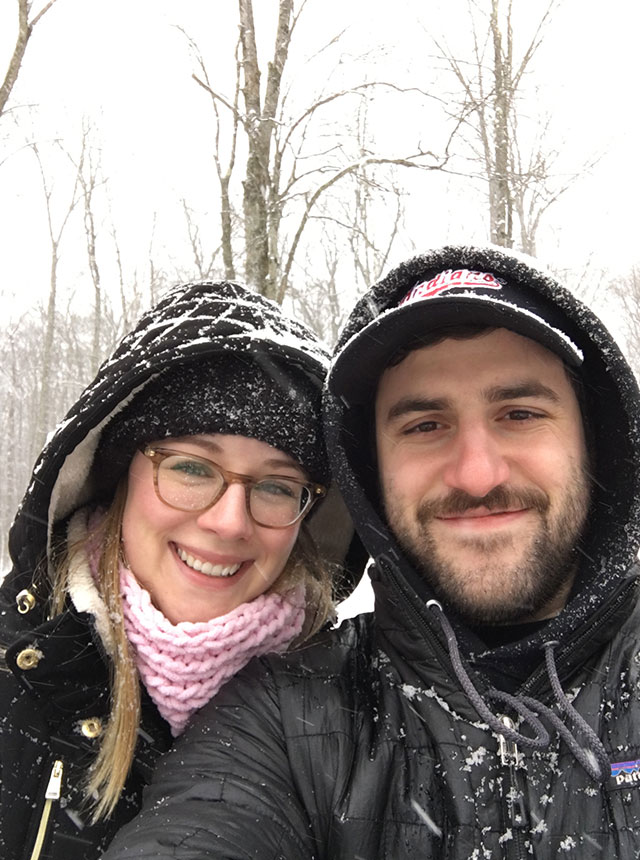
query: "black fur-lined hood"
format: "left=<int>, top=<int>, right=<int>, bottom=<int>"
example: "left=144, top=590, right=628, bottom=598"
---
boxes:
left=7, top=281, right=353, bottom=605
left=325, top=245, right=640, bottom=670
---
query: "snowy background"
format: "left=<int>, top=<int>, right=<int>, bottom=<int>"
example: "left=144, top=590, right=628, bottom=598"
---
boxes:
left=1, top=1, right=639, bottom=600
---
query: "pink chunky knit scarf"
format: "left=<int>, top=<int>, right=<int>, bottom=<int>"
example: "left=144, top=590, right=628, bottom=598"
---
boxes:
left=119, top=564, right=305, bottom=736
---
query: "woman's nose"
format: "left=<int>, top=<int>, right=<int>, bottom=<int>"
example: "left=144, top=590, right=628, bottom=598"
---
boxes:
left=195, top=483, right=253, bottom=539
left=442, top=425, right=510, bottom=498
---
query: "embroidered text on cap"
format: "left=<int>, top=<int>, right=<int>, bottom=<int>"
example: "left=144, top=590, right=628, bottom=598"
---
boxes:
left=400, top=270, right=504, bottom=306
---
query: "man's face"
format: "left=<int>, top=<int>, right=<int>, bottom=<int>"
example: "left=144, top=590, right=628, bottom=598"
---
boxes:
left=375, top=328, right=590, bottom=625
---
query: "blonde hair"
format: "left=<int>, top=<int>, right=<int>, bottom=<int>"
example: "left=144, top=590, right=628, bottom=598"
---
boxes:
left=51, top=479, right=334, bottom=821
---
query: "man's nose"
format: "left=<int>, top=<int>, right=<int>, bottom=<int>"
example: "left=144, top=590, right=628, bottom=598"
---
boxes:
left=195, top=483, right=253, bottom=539
left=442, top=424, right=510, bottom=498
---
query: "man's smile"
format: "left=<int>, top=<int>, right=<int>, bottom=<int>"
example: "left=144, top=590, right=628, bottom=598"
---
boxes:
left=434, top=507, right=530, bottom=528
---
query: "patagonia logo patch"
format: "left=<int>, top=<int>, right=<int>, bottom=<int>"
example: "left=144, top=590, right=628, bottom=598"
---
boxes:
left=610, top=758, right=640, bottom=788
left=399, top=270, right=503, bottom=306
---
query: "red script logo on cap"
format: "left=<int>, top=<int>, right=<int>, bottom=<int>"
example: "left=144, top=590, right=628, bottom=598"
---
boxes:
left=400, top=269, right=503, bottom=306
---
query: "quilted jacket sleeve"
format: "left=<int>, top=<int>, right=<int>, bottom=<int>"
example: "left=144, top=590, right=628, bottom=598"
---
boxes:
left=101, top=658, right=317, bottom=859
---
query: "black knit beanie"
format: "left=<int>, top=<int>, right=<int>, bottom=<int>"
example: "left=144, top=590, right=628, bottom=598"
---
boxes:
left=93, top=352, right=327, bottom=495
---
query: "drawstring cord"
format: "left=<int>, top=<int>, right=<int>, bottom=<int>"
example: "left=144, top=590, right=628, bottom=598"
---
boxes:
left=426, top=600, right=609, bottom=781
left=525, top=642, right=610, bottom=780
left=426, top=601, right=550, bottom=749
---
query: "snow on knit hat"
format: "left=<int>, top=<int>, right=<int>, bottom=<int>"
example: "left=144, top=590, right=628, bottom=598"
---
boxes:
left=94, top=351, right=327, bottom=492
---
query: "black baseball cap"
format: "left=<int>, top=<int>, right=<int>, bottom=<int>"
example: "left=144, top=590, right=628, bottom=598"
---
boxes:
left=329, top=267, right=584, bottom=406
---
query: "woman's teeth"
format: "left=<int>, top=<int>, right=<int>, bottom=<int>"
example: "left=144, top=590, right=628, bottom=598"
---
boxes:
left=176, top=547, right=241, bottom=577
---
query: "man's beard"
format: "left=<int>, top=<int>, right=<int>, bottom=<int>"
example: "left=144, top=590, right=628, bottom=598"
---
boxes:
left=385, top=468, right=591, bottom=626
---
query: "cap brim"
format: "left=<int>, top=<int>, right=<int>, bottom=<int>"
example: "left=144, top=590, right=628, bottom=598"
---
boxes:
left=329, top=293, right=583, bottom=406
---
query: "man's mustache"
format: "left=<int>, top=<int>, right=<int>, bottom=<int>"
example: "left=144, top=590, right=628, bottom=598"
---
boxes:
left=417, top=485, right=550, bottom=521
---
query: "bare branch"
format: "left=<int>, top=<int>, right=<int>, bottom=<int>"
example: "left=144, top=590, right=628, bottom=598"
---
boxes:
left=511, top=0, right=557, bottom=91
left=30, top=0, right=60, bottom=29
left=278, top=152, right=446, bottom=303
left=192, top=74, right=243, bottom=123
left=283, top=81, right=444, bottom=154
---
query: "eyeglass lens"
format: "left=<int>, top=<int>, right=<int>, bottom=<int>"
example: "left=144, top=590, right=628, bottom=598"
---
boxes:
left=156, top=453, right=310, bottom=527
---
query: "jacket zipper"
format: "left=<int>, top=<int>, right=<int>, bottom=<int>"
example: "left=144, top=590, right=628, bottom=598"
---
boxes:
left=381, top=558, right=531, bottom=856
left=381, top=556, right=635, bottom=856
left=498, top=716, right=528, bottom=860
left=28, top=759, right=64, bottom=860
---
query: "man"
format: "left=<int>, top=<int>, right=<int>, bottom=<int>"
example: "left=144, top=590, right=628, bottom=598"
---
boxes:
left=104, top=246, right=640, bottom=859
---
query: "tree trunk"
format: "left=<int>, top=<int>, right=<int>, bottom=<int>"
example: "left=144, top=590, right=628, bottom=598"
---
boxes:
left=490, top=0, right=513, bottom=248
left=238, top=0, right=269, bottom=294
left=0, top=0, right=29, bottom=117
left=36, top=248, right=58, bottom=453
left=84, top=187, right=102, bottom=370
left=238, top=0, right=293, bottom=299
left=220, top=174, right=236, bottom=280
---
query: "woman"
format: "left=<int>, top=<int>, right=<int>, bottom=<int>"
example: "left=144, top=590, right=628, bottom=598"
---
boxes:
left=0, top=281, right=344, bottom=860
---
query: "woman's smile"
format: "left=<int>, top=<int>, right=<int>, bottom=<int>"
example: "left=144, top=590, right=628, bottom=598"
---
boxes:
left=121, top=434, right=301, bottom=623
left=174, top=544, right=244, bottom=578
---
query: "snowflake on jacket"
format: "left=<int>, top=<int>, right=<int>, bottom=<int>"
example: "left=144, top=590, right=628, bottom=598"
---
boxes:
left=103, top=247, right=640, bottom=860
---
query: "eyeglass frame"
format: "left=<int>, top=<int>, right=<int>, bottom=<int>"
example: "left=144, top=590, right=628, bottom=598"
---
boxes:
left=141, top=446, right=326, bottom=529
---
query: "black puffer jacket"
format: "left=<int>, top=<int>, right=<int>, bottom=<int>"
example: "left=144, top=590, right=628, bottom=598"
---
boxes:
left=103, top=247, right=640, bottom=859
left=0, top=281, right=347, bottom=860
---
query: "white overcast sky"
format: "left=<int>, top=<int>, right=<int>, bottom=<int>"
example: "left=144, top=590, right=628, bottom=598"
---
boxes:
left=0, top=0, right=638, bottom=328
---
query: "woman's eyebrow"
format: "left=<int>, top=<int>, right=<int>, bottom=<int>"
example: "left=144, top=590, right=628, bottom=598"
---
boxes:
left=262, top=457, right=303, bottom=471
left=166, top=435, right=222, bottom=453
left=167, top=438, right=302, bottom=472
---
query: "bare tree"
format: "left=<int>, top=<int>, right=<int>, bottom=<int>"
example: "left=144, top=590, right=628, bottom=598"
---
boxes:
left=288, top=244, right=344, bottom=345
left=0, top=324, right=24, bottom=567
left=237, top=0, right=290, bottom=296
left=190, top=0, right=450, bottom=302
left=0, top=288, right=143, bottom=570
left=181, top=199, right=222, bottom=280
left=287, top=92, right=407, bottom=343
left=510, top=115, right=601, bottom=257
left=608, top=265, right=640, bottom=375
left=289, top=163, right=405, bottom=345
left=30, top=140, right=81, bottom=452
left=103, top=194, right=149, bottom=339
left=181, top=27, right=240, bottom=282
left=66, top=123, right=107, bottom=370
left=0, top=0, right=60, bottom=119
left=434, top=0, right=585, bottom=252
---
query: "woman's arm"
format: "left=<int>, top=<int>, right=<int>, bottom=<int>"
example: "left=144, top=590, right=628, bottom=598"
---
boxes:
left=102, top=658, right=317, bottom=860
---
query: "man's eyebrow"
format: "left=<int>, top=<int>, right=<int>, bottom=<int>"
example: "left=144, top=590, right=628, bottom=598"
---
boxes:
left=384, top=381, right=561, bottom=422
left=484, top=381, right=561, bottom=403
left=386, top=396, right=450, bottom=422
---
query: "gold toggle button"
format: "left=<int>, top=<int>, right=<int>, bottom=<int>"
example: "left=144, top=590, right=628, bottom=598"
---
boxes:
left=16, top=647, right=43, bottom=670
left=16, top=589, right=36, bottom=614
left=80, top=717, right=103, bottom=739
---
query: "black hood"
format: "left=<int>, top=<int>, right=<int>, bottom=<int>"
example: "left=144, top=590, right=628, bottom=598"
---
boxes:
left=7, top=281, right=356, bottom=601
left=325, top=245, right=640, bottom=670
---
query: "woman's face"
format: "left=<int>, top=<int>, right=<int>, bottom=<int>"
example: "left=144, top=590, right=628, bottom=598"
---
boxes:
left=121, top=434, right=303, bottom=624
